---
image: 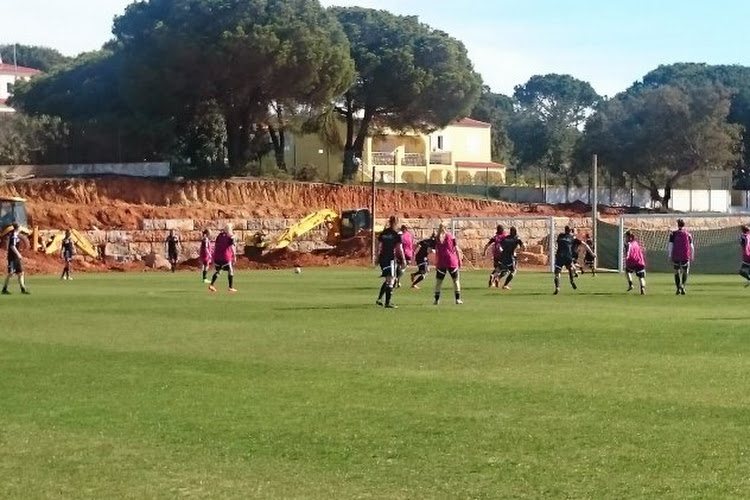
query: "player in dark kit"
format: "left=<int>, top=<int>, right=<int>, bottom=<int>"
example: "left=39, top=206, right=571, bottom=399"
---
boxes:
left=60, top=229, right=75, bottom=281
left=410, top=233, right=436, bottom=289
left=583, top=232, right=596, bottom=275
left=376, top=216, right=404, bottom=309
left=2, top=223, right=29, bottom=295
left=165, top=229, right=181, bottom=273
left=668, top=219, right=694, bottom=295
left=739, top=225, right=750, bottom=286
left=497, top=226, right=525, bottom=290
left=554, top=226, right=595, bottom=295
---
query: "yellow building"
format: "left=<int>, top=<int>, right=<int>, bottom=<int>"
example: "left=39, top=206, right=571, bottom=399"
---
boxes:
left=270, top=117, right=505, bottom=184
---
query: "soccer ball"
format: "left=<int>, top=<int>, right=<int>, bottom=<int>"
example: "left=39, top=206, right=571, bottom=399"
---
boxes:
left=294, top=266, right=302, bottom=274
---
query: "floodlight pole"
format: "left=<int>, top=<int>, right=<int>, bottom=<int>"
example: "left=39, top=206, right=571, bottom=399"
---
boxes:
left=592, top=154, right=599, bottom=269
left=371, top=164, right=376, bottom=265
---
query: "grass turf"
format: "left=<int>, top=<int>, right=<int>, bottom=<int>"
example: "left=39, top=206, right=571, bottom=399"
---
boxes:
left=1, top=268, right=750, bottom=498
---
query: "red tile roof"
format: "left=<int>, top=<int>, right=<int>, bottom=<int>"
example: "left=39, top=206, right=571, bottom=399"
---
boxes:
left=455, top=161, right=505, bottom=169
left=0, top=63, right=41, bottom=76
left=454, top=117, right=491, bottom=128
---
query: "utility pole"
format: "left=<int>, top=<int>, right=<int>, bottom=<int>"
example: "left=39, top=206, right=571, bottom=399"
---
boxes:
left=592, top=154, right=598, bottom=269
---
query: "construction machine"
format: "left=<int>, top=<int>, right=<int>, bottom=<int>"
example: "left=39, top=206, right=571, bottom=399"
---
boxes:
left=0, top=196, right=98, bottom=258
left=245, top=208, right=376, bottom=254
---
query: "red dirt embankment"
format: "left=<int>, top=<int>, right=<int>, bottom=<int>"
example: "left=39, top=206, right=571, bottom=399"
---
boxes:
left=0, top=177, right=602, bottom=230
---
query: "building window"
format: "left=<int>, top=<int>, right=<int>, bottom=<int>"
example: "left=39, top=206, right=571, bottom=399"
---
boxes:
left=6, top=82, right=13, bottom=94
left=437, top=135, right=444, bottom=150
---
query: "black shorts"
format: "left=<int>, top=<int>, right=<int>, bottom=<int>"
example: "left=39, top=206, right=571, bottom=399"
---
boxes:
left=497, top=260, right=516, bottom=273
left=168, top=251, right=179, bottom=262
left=584, top=255, right=595, bottom=266
left=7, top=258, right=22, bottom=274
left=742, top=260, right=750, bottom=270
left=555, top=257, right=573, bottom=271
left=626, top=265, right=646, bottom=278
left=417, top=259, right=429, bottom=274
left=379, top=259, right=396, bottom=278
left=673, top=260, right=690, bottom=271
left=63, top=252, right=73, bottom=262
left=214, top=261, right=233, bottom=273
left=436, top=267, right=459, bottom=280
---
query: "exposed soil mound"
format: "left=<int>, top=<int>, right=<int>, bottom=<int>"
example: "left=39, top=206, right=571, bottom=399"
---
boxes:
left=0, top=177, right=611, bottom=230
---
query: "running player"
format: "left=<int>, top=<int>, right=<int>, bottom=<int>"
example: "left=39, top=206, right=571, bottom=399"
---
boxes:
left=209, top=224, right=237, bottom=293
left=395, top=224, right=414, bottom=288
left=497, top=226, right=525, bottom=290
left=376, top=216, right=403, bottom=308
left=571, top=228, right=582, bottom=277
left=554, top=226, right=594, bottom=295
left=668, top=219, right=694, bottom=295
left=583, top=232, right=596, bottom=275
left=739, top=225, right=750, bottom=286
left=165, top=229, right=181, bottom=273
left=410, top=232, right=436, bottom=289
left=199, top=229, right=212, bottom=284
left=624, top=231, right=646, bottom=294
left=434, top=223, right=463, bottom=305
left=2, top=223, right=29, bottom=295
left=482, top=225, right=506, bottom=287
left=60, top=229, right=75, bottom=281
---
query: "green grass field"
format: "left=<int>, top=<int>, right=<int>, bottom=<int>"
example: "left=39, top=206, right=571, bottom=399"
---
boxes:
left=2, top=268, right=750, bottom=498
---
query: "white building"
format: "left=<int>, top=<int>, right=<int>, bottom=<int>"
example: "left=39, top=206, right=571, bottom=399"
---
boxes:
left=0, top=62, right=41, bottom=113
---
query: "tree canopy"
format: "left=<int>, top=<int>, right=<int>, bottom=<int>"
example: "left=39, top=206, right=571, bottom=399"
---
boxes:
left=470, top=86, right=515, bottom=164
left=0, top=44, right=71, bottom=72
left=332, top=7, right=482, bottom=180
left=581, top=82, right=742, bottom=207
left=113, top=0, right=355, bottom=172
left=511, top=74, right=600, bottom=189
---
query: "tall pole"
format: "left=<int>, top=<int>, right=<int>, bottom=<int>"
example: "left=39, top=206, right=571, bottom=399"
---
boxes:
left=592, top=154, right=598, bottom=267
left=371, top=164, right=376, bottom=265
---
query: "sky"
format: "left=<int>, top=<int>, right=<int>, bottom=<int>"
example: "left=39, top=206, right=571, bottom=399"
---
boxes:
left=2, top=0, right=750, bottom=97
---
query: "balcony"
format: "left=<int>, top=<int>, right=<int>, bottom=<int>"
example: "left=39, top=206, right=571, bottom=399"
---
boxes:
left=372, top=152, right=396, bottom=165
left=429, top=151, right=452, bottom=165
left=402, top=153, right=426, bottom=166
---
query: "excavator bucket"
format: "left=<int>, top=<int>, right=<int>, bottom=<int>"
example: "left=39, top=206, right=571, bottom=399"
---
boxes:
left=44, top=229, right=99, bottom=259
left=268, top=209, right=339, bottom=250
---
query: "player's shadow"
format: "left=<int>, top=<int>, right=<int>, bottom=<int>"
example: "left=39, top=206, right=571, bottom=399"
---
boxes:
left=272, top=304, right=374, bottom=311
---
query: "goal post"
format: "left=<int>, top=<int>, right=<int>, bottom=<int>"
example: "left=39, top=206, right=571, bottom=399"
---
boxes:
left=449, top=216, right=556, bottom=272
left=602, top=213, right=747, bottom=274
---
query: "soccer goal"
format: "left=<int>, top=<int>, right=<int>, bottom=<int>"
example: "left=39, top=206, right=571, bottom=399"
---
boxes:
left=597, top=213, right=747, bottom=274
left=449, top=216, right=556, bottom=272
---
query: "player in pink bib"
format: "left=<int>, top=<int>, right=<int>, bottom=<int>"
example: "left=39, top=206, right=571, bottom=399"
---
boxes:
left=624, top=231, right=646, bottom=295
left=482, top=225, right=506, bottom=288
left=739, top=225, right=750, bottom=286
left=434, top=223, right=462, bottom=305
left=395, top=224, right=414, bottom=288
left=209, top=224, right=237, bottom=293
left=668, top=219, right=694, bottom=295
left=199, top=229, right=212, bottom=283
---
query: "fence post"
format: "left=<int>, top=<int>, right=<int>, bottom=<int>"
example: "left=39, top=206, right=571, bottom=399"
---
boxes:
left=485, top=166, right=489, bottom=200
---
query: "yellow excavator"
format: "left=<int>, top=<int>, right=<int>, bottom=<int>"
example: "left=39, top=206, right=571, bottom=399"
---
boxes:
left=42, top=229, right=99, bottom=258
left=0, top=196, right=98, bottom=258
left=246, top=208, right=376, bottom=254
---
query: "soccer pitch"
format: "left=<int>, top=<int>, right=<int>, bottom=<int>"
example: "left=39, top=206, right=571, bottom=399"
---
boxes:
left=2, top=269, right=750, bottom=498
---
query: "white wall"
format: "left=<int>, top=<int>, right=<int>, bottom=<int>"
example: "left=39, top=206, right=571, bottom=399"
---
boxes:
left=544, top=188, right=732, bottom=212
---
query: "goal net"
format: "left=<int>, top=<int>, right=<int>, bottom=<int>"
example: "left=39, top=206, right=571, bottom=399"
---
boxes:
left=598, top=214, right=747, bottom=274
left=449, top=216, right=556, bottom=272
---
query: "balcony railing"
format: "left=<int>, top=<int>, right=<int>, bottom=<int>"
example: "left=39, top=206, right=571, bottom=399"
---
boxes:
left=429, top=151, right=452, bottom=165
left=372, top=152, right=396, bottom=165
left=402, top=153, right=426, bottom=166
